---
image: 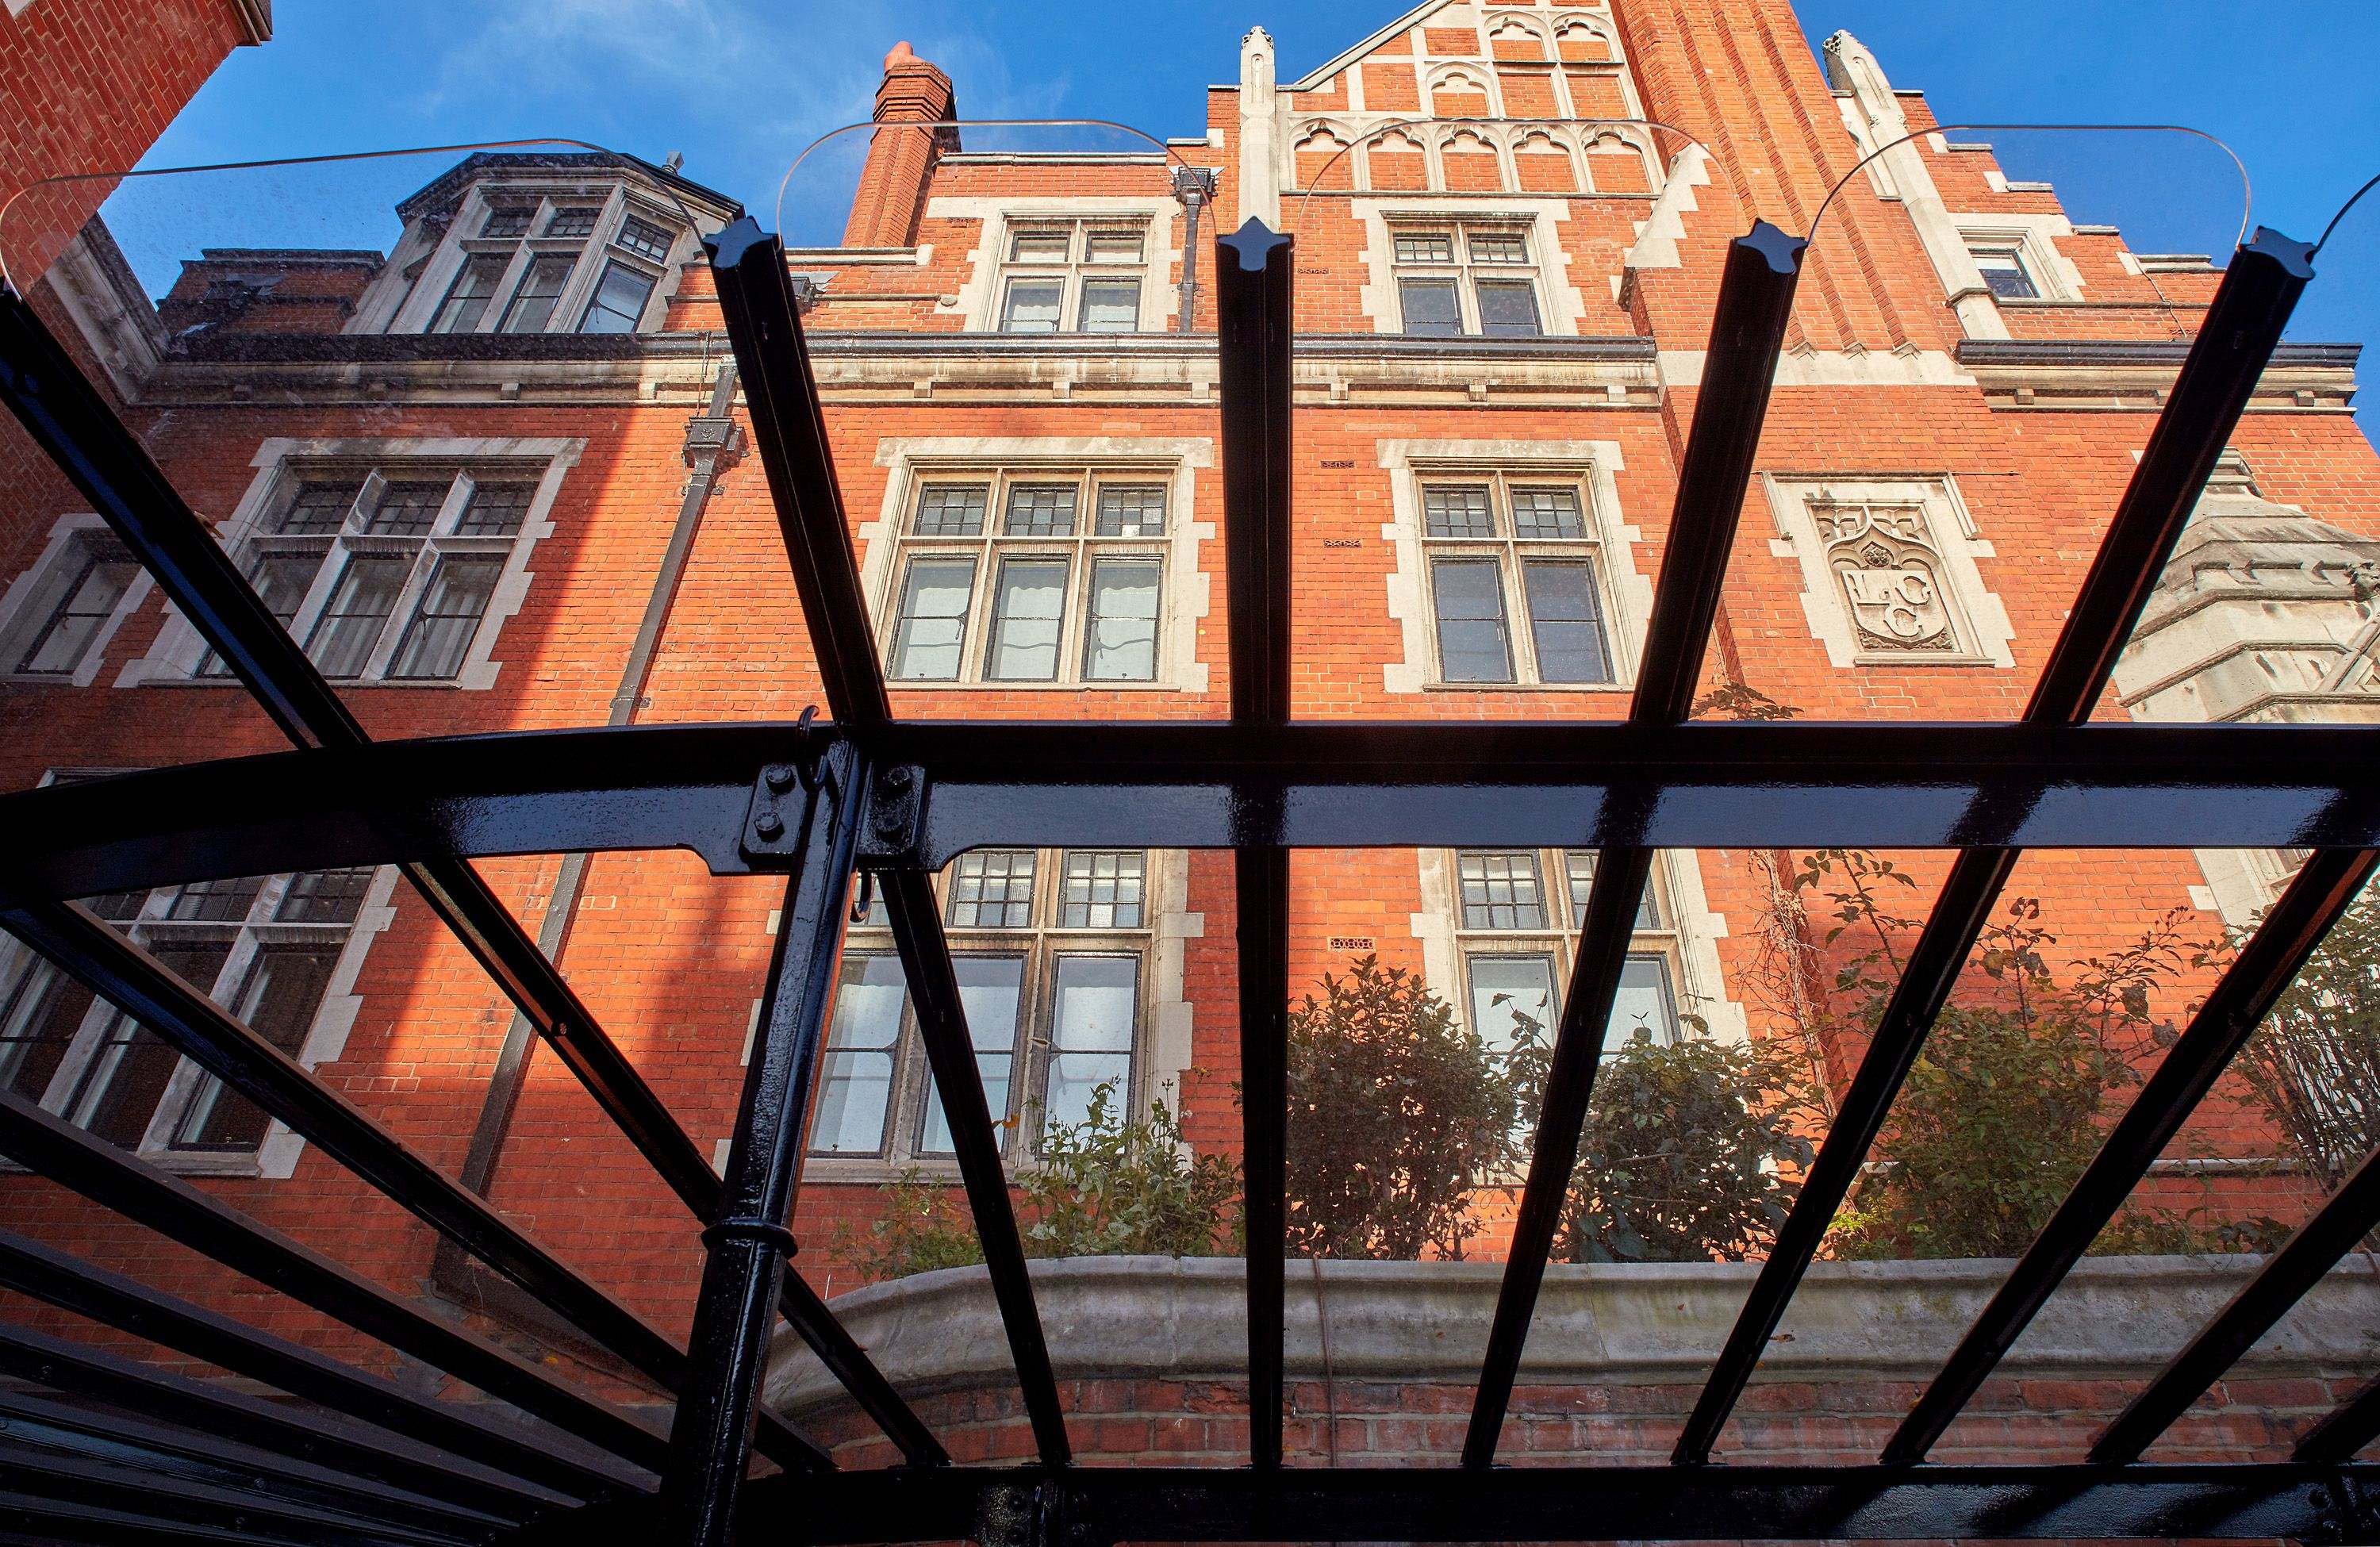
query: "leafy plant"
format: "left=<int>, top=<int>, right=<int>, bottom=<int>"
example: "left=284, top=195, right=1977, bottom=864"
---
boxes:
left=835, top=1165, right=987, bottom=1281
left=1019, top=1084, right=1240, bottom=1259
left=1284, top=954, right=1520, bottom=1260
left=2231, top=878, right=2380, bottom=1197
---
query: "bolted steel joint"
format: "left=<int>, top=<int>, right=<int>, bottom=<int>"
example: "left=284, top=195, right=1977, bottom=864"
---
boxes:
left=858, top=763, right=927, bottom=866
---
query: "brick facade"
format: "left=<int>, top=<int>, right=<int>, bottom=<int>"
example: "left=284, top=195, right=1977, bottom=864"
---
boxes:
left=2, top=0, right=2376, bottom=1477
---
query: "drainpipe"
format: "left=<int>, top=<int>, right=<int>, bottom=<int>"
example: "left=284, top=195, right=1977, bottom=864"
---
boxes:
left=433, top=351, right=746, bottom=1296
left=1173, top=165, right=1219, bottom=332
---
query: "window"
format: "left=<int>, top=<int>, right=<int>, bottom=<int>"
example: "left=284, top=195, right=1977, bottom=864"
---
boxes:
left=430, top=255, right=509, bottom=333
left=993, top=218, right=1150, bottom=334
left=0, top=866, right=378, bottom=1162
left=1418, top=471, right=1616, bottom=686
left=500, top=255, right=574, bottom=332
left=424, top=189, right=680, bottom=336
left=198, top=465, right=543, bottom=685
left=1451, top=847, right=1686, bottom=1065
left=1968, top=242, right=2039, bottom=300
left=810, top=849, right=1156, bottom=1164
left=0, top=526, right=140, bottom=680
left=578, top=261, right=658, bottom=333
left=1392, top=221, right=1544, bottom=337
left=883, top=470, right=1171, bottom=686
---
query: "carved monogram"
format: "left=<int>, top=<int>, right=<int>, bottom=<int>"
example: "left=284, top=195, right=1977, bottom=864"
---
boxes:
left=1816, top=501, right=1956, bottom=653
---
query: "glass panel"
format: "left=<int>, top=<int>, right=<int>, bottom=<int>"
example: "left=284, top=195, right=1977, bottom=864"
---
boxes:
left=544, top=205, right=600, bottom=238
left=454, top=482, right=535, bottom=537
left=913, top=484, right=988, bottom=537
left=578, top=261, right=655, bottom=332
left=1003, top=483, right=1077, bottom=537
left=1000, top=278, right=1062, bottom=333
left=277, top=481, right=360, bottom=535
left=67, top=941, right=229, bottom=1149
left=1422, top=485, right=1494, bottom=539
left=1468, top=232, right=1530, bottom=264
left=161, top=876, right=264, bottom=922
left=16, top=551, right=137, bottom=674
left=275, top=869, right=374, bottom=924
left=363, top=480, right=447, bottom=536
left=1476, top=279, right=1543, bottom=337
left=1511, top=486, right=1585, bottom=539
left=1084, top=228, right=1144, bottom=263
left=1393, top=231, right=1455, bottom=263
left=0, top=952, right=93, bottom=1100
left=480, top=205, right=533, bottom=239
left=985, top=558, right=1067, bottom=681
left=812, top=954, right=905, bottom=1154
left=1399, top=277, right=1462, bottom=336
left=1467, top=954, right=1557, bottom=1054
left=919, top=955, right=1026, bottom=1154
left=1094, top=484, right=1166, bottom=537
left=616, top=213, right=675, bottom=263
left=1044, top=955, right=1138, bottom=1135
left=1008, top=226, right=1072, bottom=263
left=1971, top=247, right=2038, bottom=300
left=1061, top=851, right=1146, bottom=928
left=1083, top=559, right=1159, bottom=681
left=172, top=942, right=338, bottom=1150
left=1565, top=850, right=1660, bottom=930
left=1458, top=850, right=1548, bottom=930
left=302, top=551, right=410, bottom=678
left=387, top=554, right=503, bottom=680
left=1522, top=559, right=1614, bottom=684
left=947, top=850, right=1035, bottom=929
left=429, top=254, right=508, bottom=333
left=1609, top=954, right=1679, bottom=1049
left=1078, top=278, right=1140, bottom=332
left=889, top=557, right=976, bottom=680
left=1429, top=558, right=1514, bottom=682
left=499, top=254, right=574, bottom=333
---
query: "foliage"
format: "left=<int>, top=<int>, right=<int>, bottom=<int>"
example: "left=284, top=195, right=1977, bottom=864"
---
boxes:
left=1019, top=1084, right=1241, bottom=1259
left=1556, top=1036, right=1814, bottom=1263
left=1284, top=954, right=1519, bottom=1259
left=2231, top=880, right=2380, bottom=1196
left=834, top=1084, right=1240, bottom=1282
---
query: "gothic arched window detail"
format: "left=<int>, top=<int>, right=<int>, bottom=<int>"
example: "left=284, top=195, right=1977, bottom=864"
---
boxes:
left=1814, top=500, right=1958, bottom=654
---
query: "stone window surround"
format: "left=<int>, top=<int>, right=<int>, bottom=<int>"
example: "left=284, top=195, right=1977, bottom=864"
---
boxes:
left=367, top=178, right=693, bottom=337
left=1760, top=471, right=2016, bottom=670
left=930, top=197, right=1181, bottom=334
left=861, top=436, right=1214, bottom=695
left=1354, top=198, right=1589, bottom=337
left=121, top=436, right=579, bottom=693
left=0, top=775, right=399, bottom=1182
left=774, top=848, right=1203, bottom=1186
left=1410, top=846, right=1750, bottom=1049
left=1294, top=122, right=1657, bottom=202
left=0, top=513, right=155, bottom=687
left=1377, top=437, right=1644, bottom=694
left=1949, top=213, right=2088, bottom=307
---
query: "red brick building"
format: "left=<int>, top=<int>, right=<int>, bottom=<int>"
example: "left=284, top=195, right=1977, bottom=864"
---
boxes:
left=3, top=0, right=2377, bottom=1480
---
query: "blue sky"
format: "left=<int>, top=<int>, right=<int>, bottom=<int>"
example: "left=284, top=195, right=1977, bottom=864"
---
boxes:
left=102, top=0, right=2380, bottom=401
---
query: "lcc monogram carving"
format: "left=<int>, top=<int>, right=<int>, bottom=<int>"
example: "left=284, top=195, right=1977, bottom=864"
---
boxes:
left=1817, top=501, right=1956, bottom=653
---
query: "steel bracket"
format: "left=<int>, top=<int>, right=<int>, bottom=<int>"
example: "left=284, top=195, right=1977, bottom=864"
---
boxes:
left=739, top=711, right=832, bottom=867
left=857, top=765, right=929, bottom=868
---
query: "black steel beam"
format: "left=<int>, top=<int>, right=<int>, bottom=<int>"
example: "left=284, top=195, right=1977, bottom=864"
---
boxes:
left=1236, top=841, right=1290, bottom=1468
left=2094, top=1139, right=2380, bottom=1464
left=663, top=743, right=878, bottom=1544
left=0, top=1389, right=505, bottom=1544
left=0, top=1320, right=565, bottom=1523
left=1217, top=217, right=1294, bottom=731
left=0, top=899, right=827, bottom=1475
left=720, top=1461, right=2380, bottom=1543
left=1885, top=846, right=2380, bottom=1461
left=0, top=1445, right=440, bottom=1547
left=1465, top=222, right=1806, bottom=1468
left=1675, top=227, right=2317, bottom=1468
left=704, top=218, right=890, bottom=734
left=2297, top=1374, right=2380, bottom=1465
left=0, top=1194, right=651, bottom=1496
left=880, top=866, right=1072, bottom=1464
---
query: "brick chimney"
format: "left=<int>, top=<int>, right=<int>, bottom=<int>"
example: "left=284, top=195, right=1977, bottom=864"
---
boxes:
left=842, top=41, right=955, bottom=249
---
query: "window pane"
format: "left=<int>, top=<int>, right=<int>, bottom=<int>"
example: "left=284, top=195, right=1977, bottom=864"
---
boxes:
left=919, top=955, right=1025, bottom=1154
left=1084, top=228, right=1144, bottom=263
left=277, top=481, right=360, bottom=535
left=1001, top=279, right=1063, bottom=333
left=1061, top=850, right=1146, bottom=928
left=276, top=869, right=374, bottom=924
left=455, top=481, right=536, bottom=536
left=1009, top=226, right=1072, bottom=263
left=812, top=954, right=905, bottom=1154
left=173, top=943, right=338, bottom=1150
left=1468, top=231, right=1530, bottom=264
left=303, top=552, right=411, bottom=678
left=1078, top=279, right=1140, bottom=333
left=1610, top=954, right=1679, bottom=1048
left=481, top=205, right=532, bottom=239
left=387, top=554, right=502, bottom=681
left=616, top=214, right=675, bottom=263
left=364, top=480, right=447, bottom=536
left=499, top=255, right=574, bottom=333
left=430, top=255, right=508, bottom=332
left=205, top=549, right=321, bottom=677
left=1084, top=559, right=1159, bottom=681
left=1458, top=851, right=1547, bottom=930
left=1468, top=954, right=1556, bottom=1054
left=1393, top=232, right=1455, bottom=263
left=1476, top=279, right=1543, bottom=337
left=1511, top=486, right=1585, bottom=539
left=1972, top=248, right=2038, bottom=299
left=68, top=942, right=228, bottom=1149
left=1422, top=485, right=1494, bottom=539
left=1429, top=558, right=1514, bottom=682
left=914, top=484, right=988, bottom=536
left=0, top=954, right=94, bottom=1101
left=1522, top=559, right=1614, bottom=684
left=1399, top=277, right=1462, bottom=336
left=889, top=558, right=976, bottom=681
left=948, top=850, right=1035, bottom=929
left=162, top=876, right=263, bottom=922
left=17, top=551, right=136, bottom=674
left=1004, top=484, right=1078, bottom=536
left=578, top=262, right=656, bottom=332
left=1565, top=850, right=1660, bottom=930
left=1044, top=955, right=1138, bottom=1134
left=1094, top=484, right=1166, bottom=537
left=985, top=559, right=1067, bottom=681
left=545, top=205, right=600, bottom=238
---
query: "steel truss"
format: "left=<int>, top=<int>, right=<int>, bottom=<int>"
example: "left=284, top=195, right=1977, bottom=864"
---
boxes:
left=0, top=206, right=2376, bottom=1546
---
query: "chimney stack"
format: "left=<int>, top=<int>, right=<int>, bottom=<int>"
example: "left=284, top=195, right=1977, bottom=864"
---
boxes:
left=842, top=41, right=955, bottom=249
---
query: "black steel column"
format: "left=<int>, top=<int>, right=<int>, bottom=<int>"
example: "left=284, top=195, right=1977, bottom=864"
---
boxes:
left=1218, top=214, right=1295, bottom=1468
left=661, top=739, right=866, bottom=1545
left=1465, top=223, right=1806, bottom=1467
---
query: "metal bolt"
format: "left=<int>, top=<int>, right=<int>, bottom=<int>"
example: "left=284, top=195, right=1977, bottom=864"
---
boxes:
left=765, top=763, right=797, bottom=793
left=753, top=812, right=784, bottom=841
left=883, top=766, right=913, bottom=792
